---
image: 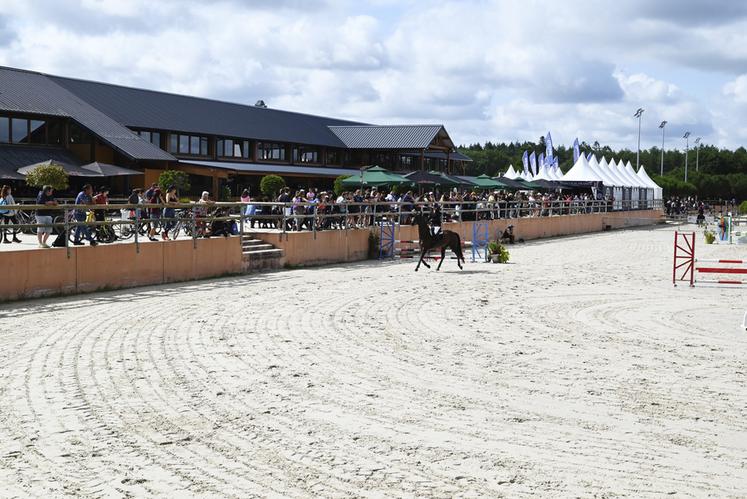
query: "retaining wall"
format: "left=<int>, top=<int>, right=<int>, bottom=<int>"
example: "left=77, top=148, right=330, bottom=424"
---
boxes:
left=0, top=237, right=243, bottom=301
left=2, top=210, right=662, bottom=301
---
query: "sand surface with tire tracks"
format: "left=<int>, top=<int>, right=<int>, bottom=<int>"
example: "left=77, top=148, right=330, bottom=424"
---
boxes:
left=0, top=223, right=745, bottom=497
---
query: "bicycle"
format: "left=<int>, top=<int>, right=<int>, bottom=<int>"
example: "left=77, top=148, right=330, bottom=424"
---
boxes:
left=15, top=208, right=37, bottom=234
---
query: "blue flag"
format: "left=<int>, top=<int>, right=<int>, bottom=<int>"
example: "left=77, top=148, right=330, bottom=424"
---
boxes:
left=573, top=138, right=580, bottom=164
left=529, top=151, right=537, bottom=176
left=539, top=152, right=545, bottom=168
left=522, top=151, right=529, bottom=174
left=587, top=152, right=594, bottom=161
left=546, top=131, right=554, bottom=161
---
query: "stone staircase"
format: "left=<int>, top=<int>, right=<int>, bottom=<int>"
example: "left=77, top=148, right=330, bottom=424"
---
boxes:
left=241, top=235, right=284, bottom=272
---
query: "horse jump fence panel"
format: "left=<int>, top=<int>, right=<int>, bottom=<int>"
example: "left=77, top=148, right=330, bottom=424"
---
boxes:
left=378, top=221, right=472, bottom=261
left=673, top=230, right=747, bottom=286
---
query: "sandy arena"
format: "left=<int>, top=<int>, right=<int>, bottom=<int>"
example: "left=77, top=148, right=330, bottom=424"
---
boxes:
left=1, top=224, right=746, bottom=497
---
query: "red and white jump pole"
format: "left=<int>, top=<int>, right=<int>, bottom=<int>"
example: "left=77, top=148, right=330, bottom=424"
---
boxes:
left=673, top=231, right=747, bottom=286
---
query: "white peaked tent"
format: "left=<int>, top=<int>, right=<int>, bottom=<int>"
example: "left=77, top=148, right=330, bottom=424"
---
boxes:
left=613, top=159, right=639, bottom=208
left=589, top=155, right=621, bottom=208
left=503, top=164, right=519, bottom=179
left=533, top=163, right=554, bottom=181
left=604, top=158, right=630, bottom=210
left=637, top=165, right=663, bottom=201
left=562, top=154, right=604, bottom=182
left=552, top=162, right=564, bottom=180
left=603, top=158, right=630, bottom=187
left=625, top=161, right=648, bottom=189
left=520, top=169, right=533, bottom=181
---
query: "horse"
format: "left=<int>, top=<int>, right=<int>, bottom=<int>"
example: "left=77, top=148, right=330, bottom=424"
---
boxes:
left=412, top=211, right=464, bottom=271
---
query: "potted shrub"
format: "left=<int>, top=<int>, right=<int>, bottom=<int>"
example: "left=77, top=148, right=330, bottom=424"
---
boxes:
left=704, top=229, right=715, bottom=244
left=487, top=241, right=510, bottom=263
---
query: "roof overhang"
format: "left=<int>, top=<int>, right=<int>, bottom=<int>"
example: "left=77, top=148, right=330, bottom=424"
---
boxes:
left=179, top=160, right=361, bottom=178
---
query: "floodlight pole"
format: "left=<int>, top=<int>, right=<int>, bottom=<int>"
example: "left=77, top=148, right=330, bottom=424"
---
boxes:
left=634, top=108, right=644, bottom=170
left=659, top=120, right=667, bottom=176
left=683, top=132, right=690, bottom=182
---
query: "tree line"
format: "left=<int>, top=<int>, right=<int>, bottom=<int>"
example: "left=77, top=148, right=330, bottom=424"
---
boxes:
left=457, top=138, right=747, bottom=199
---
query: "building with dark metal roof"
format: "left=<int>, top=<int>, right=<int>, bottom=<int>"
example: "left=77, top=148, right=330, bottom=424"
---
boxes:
left=0, top=65, right=470, bottom=195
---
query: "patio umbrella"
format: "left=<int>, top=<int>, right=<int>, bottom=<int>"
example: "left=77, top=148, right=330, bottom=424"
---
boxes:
left=493, top=176, right=526, bottom=190
left=17, top=159, right=104, bottom=177
left=340, top=165, right=409, bottom=187
left=80, top=162, right=143, bottom=176
left=404, top=170, right=444, bottom=186
left=469, top=174, right=506, bottom=190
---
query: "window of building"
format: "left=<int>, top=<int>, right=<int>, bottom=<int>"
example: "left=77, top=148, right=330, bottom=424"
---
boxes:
left=135, top=130, right=161, bottom=148
left=293, top=145, right=320, bottom=164
left=217, top=138, right=251, bottom=159
left=29, top=120, right=45, bottom=144
left=168, top=133, right=208, bottom=155
left=257, top=142, right=287, bottom=161
left=400, top=155, right=413, bottom=168
left=179, top=135, right=189, bottom=154
left=11, top=118, right=29, bottom=143
left=0, top=117, right=9, bottom=143
left=69, top=122, right=92, bottom=145
left=47, top=120, right=64, bottom=145
left=326, top=149, right=343, bottom=165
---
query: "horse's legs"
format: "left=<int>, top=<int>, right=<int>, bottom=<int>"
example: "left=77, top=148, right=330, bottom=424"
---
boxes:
left=453, top=242, right=464, bottom=269
left=437, top=246, right=446, bottom=271
left=415, top=246, right=428, bottom=271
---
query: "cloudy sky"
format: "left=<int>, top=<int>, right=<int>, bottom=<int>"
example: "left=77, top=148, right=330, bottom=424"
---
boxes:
left=1, top=0, right=746, bottom=151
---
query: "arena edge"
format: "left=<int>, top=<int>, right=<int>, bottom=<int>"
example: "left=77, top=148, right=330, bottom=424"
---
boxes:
left=0, top=237, right=243, bottom=302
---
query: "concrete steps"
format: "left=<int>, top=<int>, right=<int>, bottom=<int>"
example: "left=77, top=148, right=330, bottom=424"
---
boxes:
left=241, top=235, right=284, bottom=272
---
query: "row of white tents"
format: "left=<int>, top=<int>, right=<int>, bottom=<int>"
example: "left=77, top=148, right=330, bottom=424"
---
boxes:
left=502, top=155, right=663, bottom=209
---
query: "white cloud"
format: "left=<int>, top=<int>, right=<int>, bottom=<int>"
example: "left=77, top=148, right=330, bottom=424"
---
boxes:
left=0, top=0, right=744, bottom=149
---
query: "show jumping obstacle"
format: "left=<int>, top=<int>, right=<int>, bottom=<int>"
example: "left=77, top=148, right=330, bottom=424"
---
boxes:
left=378, top=221, right=489, bottom=262
left=673, top=231, right=747, bottom=286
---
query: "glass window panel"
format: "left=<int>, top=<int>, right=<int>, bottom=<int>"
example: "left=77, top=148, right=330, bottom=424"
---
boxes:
left=200, top=137, right=208, bottom=156
left=0, top=117, right=9, bottom=143
left=243, top=141, right=250, bottom=159
left=190, top=136, right=200, bottom=155
left=216, top=139, right=224, bottom=157
left=11, top=118, right=28, bottom=143
left=224, top=139, right=233, bottom=157
left=233, top=142, right=241, bottom=157
left=179, top=135, right=189, bottom=154
left=152, top=132, right=161, bottom=146
left=169, top=134, right=178, bottom=153
left=47, top=120, right=63, bottom=145
left=29, top=120, right=46, bottom=144
left=139, top=131, right=151, bottom=142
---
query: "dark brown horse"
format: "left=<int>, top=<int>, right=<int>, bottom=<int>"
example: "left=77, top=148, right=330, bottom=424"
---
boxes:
left=413, top=211, right=464, bottom=271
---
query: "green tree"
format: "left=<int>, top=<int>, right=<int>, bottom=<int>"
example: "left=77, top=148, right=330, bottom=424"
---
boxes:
left=260, top=175, right=286, bottom=198
left=158, top=170, right=190, bottom=193
left=333, top=175, right=350, bottom=196
left=24, top=163, right=69, bottom=191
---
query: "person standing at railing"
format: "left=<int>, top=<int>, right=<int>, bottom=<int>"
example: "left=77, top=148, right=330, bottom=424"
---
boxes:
left=73, top=184, right=98, bottom=247
left=93, top=186, right=115, bottom=242
left=147, top=187, right=163, bottom=241
left=162, top=185, right=178, bottom=240
left=35, top=185, right=58, bottom=248
left=1, top=185, right=22, bottom=244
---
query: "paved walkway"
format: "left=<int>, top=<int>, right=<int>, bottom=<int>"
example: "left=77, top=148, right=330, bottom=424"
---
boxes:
left=0, top=225, right=745, bottom=496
